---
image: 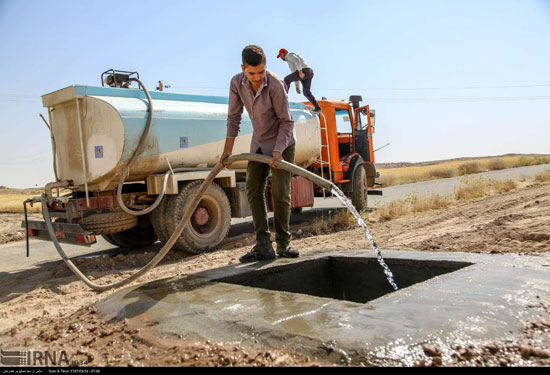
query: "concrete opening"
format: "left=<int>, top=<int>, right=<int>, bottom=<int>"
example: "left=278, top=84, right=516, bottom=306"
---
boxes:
left=217, top=257, right=473, bottom=304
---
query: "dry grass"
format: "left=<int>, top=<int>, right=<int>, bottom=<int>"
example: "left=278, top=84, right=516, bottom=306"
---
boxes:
left=427, top=168, right=454, bottom=179
left=0, top=194, right=42, bottom=213
left=371, top=192, right=453, bottom=222
left=454, top=177, right=517, bottom=201
left=367, top=176, right=520, bottom=223
left=489, top=179, right=517, bottom=193
left=517, top=156, right=550, bottom=167
left=454, top=177, right=489, bottom=200
left=457, top=162, right=481, bottom=175
left=0, top=187, right=72, bottom=213
left=316, top=170, right=546, bottom=230
left=311, top=210, right=356, bottom=234
left=487, top=159, right=506, bottom=171
left=533, top=169, right=550, bottom=183
left=378, top=155, right=550, bottom=187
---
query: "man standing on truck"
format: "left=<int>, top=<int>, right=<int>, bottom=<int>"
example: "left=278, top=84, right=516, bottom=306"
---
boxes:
left=220, top=45, right=300, bottom=263
left=277, top=48, right=322, bottom=113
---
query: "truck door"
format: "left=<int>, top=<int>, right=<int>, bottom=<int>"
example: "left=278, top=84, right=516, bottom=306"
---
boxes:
left=353, top=105, right=374, bottom=162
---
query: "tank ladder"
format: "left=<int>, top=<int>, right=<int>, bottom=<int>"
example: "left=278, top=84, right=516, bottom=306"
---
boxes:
left=305, top=105, right=332, bottom=198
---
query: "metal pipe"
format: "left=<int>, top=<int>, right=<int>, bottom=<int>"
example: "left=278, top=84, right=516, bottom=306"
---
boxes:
left=45, top=180, right=71, bottom=201
left=23, top=199, right=30, bottom=257
left=39, top=113, right=50, bottom=130
left=47, top=107, right=60, bottom=182
left=75, top=98, right=90, bottom=206
left=374, top=142, right=390, bottom=153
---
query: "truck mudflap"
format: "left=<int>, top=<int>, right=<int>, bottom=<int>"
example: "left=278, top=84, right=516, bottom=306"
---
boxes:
left=21, top=220, right=97, bottom=247
left=367, top=190, right=383, bottom=196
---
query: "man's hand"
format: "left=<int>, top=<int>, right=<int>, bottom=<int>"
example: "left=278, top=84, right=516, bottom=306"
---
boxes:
left=296, top=86, right=301, bottom=94
left=298, top=70, right=305, bottom=79
left=270, top=151, right=283, bottom=169
left=220, top=152, right=232, bottom=167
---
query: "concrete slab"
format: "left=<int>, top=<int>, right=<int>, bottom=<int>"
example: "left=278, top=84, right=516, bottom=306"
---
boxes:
left=97, top=249, right=550, bottom=365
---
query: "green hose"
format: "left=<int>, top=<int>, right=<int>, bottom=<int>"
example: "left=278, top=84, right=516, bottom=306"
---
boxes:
left=42, top=153, right=337, bottom=291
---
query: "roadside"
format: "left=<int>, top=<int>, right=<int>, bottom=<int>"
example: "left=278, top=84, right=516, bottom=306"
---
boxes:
left=2, top=163, right=548, bottom=247
left=0, top=179, right=549, bottom=366
left=0, top=212, right=42, bottom=245
left=377, top=154, right=550, bottom=187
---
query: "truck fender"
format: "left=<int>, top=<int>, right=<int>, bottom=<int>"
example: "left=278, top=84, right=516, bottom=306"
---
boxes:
left=352, top=158, right=376, bottom=188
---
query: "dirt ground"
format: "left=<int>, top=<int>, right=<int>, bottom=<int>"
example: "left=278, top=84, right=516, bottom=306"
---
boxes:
left=0, top=213, right=41, bottom=245
left=0, top=182, right=549, bottom=367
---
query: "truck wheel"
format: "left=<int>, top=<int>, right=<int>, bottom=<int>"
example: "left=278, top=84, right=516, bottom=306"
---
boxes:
left=109, top=215, right=158, bottom=248
left=80, top=212, right=137, bottom=235
left=102, top=234, right=123, bottom=247
left=164, top=180, right=231, bottom=254
left=151, top=195, right=171, bottom=244
left=351, top=163, right=368, bottom=211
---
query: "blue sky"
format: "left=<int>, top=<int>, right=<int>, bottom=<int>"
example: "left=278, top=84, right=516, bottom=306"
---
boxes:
left=1, top=0, right=549, bottom=188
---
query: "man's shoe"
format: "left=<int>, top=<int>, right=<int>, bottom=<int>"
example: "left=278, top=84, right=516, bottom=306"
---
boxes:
left=239, top=244, right=276, bottom=263
left=277, top=245, right=300, bottom=258
left=312, top=106, right=322, bottom=113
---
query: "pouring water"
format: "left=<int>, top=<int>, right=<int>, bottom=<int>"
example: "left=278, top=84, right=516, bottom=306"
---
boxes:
left=330, top=187, right=399, bottom=291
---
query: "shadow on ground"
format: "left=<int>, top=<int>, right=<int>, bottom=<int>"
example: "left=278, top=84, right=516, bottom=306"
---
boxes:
left=0, top=207, right=349, bottom=302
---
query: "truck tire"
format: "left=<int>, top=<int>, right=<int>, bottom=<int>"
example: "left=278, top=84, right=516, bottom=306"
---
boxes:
left=109, top=215, right=158, bottom=248
left=102, top=234, right=123, bottom=247
left=80, top=212, right=137, bottom=235
left=351, top=162, right=368, bottom=211
left=163, top=180, right=231, bottom=254
left=150, top=195, right=171, bottom=244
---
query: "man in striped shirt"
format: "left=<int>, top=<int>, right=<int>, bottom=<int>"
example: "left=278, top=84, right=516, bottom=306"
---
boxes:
left=221, top=45, right=300, bottom=262
left=277, top=48, right=322, bottom=113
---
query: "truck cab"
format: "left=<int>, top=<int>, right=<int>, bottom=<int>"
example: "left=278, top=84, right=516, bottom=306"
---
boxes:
left=306, top=95, right=379, bottom=211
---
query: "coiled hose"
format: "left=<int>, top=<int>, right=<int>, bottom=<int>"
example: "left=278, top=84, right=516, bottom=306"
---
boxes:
left=41, top=153, right=335, bottom=291
left=115, top=77, right=170, bottom=216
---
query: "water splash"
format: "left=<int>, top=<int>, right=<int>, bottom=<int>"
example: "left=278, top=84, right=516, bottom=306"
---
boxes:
left=271, top=301, right=333, bottom=325
left=331, top=187, right=399, bottom=291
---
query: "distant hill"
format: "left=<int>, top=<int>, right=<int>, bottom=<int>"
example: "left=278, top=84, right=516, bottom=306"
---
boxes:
left=0, top=186, right=43, bottom=194
left=375, top=153, right=550, bottom=169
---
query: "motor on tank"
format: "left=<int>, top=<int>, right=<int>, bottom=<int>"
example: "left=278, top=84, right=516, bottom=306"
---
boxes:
left=101, top=69, right=141, bottom=89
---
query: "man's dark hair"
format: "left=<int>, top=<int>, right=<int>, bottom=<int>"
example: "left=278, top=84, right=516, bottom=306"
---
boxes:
left=242, top=45, right=266, bottom=66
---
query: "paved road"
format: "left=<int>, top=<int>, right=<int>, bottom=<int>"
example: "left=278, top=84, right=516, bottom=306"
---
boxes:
left=1, top=164, right=548, bottom=274
left=311, top=163, right=550, bottom=209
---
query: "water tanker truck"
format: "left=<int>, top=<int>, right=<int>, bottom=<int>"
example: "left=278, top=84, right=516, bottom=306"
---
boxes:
left=24, top=70, right=381, bottom=254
